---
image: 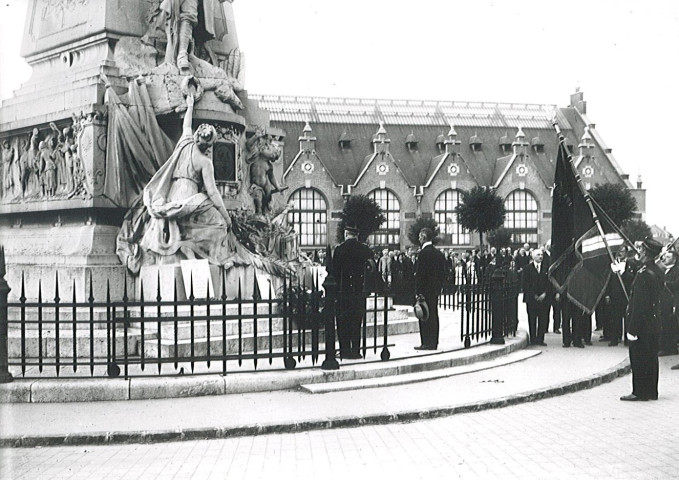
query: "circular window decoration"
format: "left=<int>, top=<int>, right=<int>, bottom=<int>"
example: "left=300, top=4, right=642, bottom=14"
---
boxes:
left=583, top=166, right=594, bottom=178
left=516, top=164, right=528, bottom=176
left=447, top=163, right=460, bottom=176
left=301, top=161, right=314, bottom=174
left=376, top=162, right=389, bottom=175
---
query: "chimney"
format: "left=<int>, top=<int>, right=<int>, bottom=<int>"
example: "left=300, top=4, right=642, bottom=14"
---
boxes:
left=637, top=174, right=643, bottom=189
left=570, top=88, right=587, bottom=114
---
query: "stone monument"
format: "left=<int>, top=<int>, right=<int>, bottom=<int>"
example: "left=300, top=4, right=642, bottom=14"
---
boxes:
left=0, top=0, right=300, bottom=301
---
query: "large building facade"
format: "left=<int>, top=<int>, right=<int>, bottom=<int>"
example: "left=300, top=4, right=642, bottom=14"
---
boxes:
left=254, top=90, right=644, bottom=252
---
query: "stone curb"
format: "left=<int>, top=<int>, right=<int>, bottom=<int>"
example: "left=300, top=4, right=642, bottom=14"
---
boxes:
left=0, top=333, right=529, bottom=403
left=0, top=358, right=631, bottom=448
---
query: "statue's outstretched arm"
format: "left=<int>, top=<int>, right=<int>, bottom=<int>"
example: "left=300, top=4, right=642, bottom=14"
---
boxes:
left=183, top=94, right=195, bottom=137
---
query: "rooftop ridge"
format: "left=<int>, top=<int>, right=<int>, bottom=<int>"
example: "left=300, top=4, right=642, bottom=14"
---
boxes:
left=252, top=93, right=558, bottom=112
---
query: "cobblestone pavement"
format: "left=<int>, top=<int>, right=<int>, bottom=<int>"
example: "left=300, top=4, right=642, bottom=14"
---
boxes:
left=2, top=357, right=678, bottom=480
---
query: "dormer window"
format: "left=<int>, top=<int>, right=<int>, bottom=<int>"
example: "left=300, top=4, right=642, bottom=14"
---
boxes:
left=531, top=135, right=544, bottom=153
left=405, top=132, right=418, bottom=151
left=338, top=131, right=352, bottom=149
left=436, top=133, right=446, bottom=152
left=499, top=133, right=511, bottom=154
left=469, top=133, right=482, bottom=152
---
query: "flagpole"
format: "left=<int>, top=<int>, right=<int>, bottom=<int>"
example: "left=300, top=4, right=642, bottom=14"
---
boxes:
left=552, top=120, right=629, bottom=303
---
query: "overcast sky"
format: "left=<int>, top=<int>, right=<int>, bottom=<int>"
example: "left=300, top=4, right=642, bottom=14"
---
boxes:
left=1, top=0, right=678, bottom=234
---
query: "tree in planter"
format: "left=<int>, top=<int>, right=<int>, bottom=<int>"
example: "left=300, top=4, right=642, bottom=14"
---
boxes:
left=407, top=216, right=440, bottom=246
left=455, top=186, right=506, bottom=247
left=621, top=219, right=652, bottom=242
left=335, top=194, right=386, bottom=244
left=486, top=226, right=512, bottom=249
left=589, top=182, right=637, bottom=226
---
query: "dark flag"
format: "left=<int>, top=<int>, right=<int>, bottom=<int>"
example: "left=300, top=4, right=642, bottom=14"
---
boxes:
left=548, top=141, right=619, bottom=314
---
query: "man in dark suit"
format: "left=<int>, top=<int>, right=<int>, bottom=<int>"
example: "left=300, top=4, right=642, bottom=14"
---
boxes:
left=621, top=237, right=664, bottom=401
left=659, top=248, right=679, bottom=356
left=522, top=248, right=553, bottom=345
left=414, top=228, right=447, bottom=350
left=332, top=224, right=374, bottom=359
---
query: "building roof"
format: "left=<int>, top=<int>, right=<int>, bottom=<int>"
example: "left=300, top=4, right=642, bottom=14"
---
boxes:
left=254, top=94, right=627, bottom=190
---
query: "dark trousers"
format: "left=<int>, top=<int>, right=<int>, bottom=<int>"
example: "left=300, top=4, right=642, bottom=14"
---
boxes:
left=660, top=312, right=679, bottom=353
left=552, top=296, right=563, bottom=331
left=526, top=300, right=550, bottom=343
left=337, top=295, right=365, bottom=357
left=419, top=292, right=440, bottom=348
left=629, top=334, right=659, bottom=399
left=562, top=304, right=587, bottom=346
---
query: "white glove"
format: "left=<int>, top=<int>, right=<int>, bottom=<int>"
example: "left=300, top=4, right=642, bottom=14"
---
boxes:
left=611, top=261, right=626, bottom=274
left=626, top=332, right=638, bottom=341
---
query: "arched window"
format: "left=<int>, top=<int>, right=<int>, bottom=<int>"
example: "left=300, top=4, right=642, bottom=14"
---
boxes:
left=287, top=188, right=328, bottom=248
left=367, top=189, right=400, bottom=249
left=504, top=190, right=539, bottom=246
left=434, top=189, right=470, bottom=245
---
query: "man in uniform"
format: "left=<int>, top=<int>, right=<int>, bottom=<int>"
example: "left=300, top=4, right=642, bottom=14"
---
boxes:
left=332, top=225, right=373, bottom=359
left=621, top=237, right=664, bottom=401
left=414, top=228, right=447, bottom=350
left=659, top=248, right=679, bottom=356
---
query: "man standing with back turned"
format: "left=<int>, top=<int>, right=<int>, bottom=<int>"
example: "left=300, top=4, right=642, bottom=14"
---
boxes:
left=333, top=224, right=373, bottom=360
left=621, top=237, right=663, bottom=401
left=414, top=228, right=447, bottom=350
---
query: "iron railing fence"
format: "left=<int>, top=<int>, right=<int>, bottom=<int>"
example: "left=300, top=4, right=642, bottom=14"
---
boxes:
left=439, top=267, right=520, bottom=347
left=2, top=266, right=393, bottom=379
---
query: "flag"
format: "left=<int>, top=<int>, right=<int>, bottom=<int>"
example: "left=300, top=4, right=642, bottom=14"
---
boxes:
left=548, top=141, right=619, bottom=314
left=566, top=225, right=623, bottom=313
left=548, top=142, right=593, bottom=291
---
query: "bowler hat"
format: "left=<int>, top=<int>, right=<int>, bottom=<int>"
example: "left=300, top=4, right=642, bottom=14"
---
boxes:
left=642, top=237, right=663, bottom=257
left=344, top=224, right=359, bottom=235
left=414, top=294, right=429, bottom=322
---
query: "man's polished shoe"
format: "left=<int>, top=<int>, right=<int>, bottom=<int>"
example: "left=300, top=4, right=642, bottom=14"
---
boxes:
left=599, top=336, right=610, bottom=342
left=553, top=329, right=561, bottom=334
left=608, top=340, right=619, bottom=347
left=415, top=345, right=437, bottom=351
left=573, top=342, right=585, bottom=348
left=562, top=343, right=571, bottom=348
left=671, top=364, right=679, bottom=370
left=620, top=394, right=648, bottom=401
left=584, top=340, right=592, bottom=346
left=535, top=341, right=547, bottom=346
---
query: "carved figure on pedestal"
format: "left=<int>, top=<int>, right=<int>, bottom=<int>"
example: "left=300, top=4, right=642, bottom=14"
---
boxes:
left=1, top=140, right=17, bottom=199
left=19, top=129, right=40, bottom=198
left=246, top=129, right=288, bottom=216
left=159, top=0, right=227, bottom=73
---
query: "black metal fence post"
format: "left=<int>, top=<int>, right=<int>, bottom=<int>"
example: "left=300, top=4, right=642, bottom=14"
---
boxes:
left=490, top=269, right=506, bottom=345
left=0, top=247, right=13, bottom=383
left=321, top=245, right=339, bottom=370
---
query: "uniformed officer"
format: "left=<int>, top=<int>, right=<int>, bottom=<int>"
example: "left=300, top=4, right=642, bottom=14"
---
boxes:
left=332, top=224, right=374, bottom=359
left=620, top=237, right=664, bottom=401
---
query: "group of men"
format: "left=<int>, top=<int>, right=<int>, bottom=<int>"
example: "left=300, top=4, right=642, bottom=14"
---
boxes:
left=332, top=225, right=447, bottom=358
left=331, top=224, right=679, bottom=403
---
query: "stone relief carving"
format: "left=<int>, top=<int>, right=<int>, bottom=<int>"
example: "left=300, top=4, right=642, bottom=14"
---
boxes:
left=0, top=113, right=101, bottom=203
